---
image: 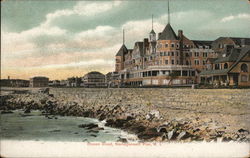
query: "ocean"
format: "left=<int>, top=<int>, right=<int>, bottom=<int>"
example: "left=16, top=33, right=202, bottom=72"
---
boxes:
left=0, top=110, right=137, bottom=142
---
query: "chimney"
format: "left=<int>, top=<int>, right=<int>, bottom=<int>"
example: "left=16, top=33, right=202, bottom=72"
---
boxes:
left=178, top=30, right=183, bottom=39
left=158, top=33, right=162, bottom=38
left=8, top=76, right=10, bottom=80
left=241, top=39, right=245, bottom=47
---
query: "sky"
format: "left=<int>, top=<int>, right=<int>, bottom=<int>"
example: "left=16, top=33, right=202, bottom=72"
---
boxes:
left=1, top=0, right=250, bottom=80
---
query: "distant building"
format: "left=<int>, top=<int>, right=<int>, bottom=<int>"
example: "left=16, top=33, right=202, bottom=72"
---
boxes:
left=60, top=80, right=67, bottom=87
left=82, top=71, right=106, bottom=88
left=48, top=80, right=61, bottom=87
left=106, top=72, right=120, bottom=87
left=0, top=79, right=29, bottom=87
left=66, top=77, right=82, bottom=87
left=30, top=76, right=49, bottom=87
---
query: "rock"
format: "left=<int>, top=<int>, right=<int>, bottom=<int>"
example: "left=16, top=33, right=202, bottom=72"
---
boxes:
left=177, top=131, right=186, bottom=140
left=24, top=108, right=31, bottom=113
left=118, top=137, right=128, bottom=143
left=50, top=130, right=61, bottom=133
left=78, top=123, right=98, bottom=129
left=238, top=128, right=249, bottom=134
left=138, top=130, right=162, bottom=140
left=167, top=130, right=174, bottom=140
left=1, top=110, right=13, bottom=114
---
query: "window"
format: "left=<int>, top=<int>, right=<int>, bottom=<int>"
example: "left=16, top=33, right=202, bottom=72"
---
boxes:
left=163, top=79, right=170, bottom=85
left=172, top=60, right=175, bottom=64
left=186, top=60, right=189, bottom=65
left=194, top=59, right=200, bottom=65
left=164, top=52, right=167, bottom=56
left=165, top=60, right=168, bottom=65
left=165, top=44, right=168, bottom=48
left=158, top=44, right=162, bottom=48
left=241, top=63, right=248, bottom=72
left=195, top=52, right=199, bottom=57
left=160, top=52, right=163, bottom=56
left=176, top=52, right=179, bottom=56
left=241, top=75, right=248, bottom=82
left=177, top=60, right=179, bottom=64
left=224, top=63, right=228, bottom=69
left=171, top=52, right=174, bottom=56
left=168, top=52, right=171, bottom=56
left=215, top=64, right=220, bottom=70
left=176, top=44, right=179, bottom=48
left=203, top=60, right=206, bottom=65
left=185, top=53, right=189, bottom=57
left=203, top=52, right=208, bottom=57
left=171, top=43, right=175, bottom=48
left=152, top=80, right=159, bottom=85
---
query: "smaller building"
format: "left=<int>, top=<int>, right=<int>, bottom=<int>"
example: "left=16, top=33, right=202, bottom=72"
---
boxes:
left=200, top=46, right=250, bottom=87
left=30, top=76, right=49, bottom=87
left=0, top=79, right=29, bottom=87
left=66, top=77, right=82, bottom=87
left=82, top=71, right=106, bottom=88
left=48, top=80, right=61, bottom=87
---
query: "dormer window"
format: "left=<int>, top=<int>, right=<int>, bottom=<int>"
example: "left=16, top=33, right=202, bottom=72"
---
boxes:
left=165, top=44, right=168, bottom=48
left=241, top=63, right=248, bottom=72
left=224, top=63, right=228, bottom=69
left=176, top=44, right=179, bottom=48
left=171, top=43, right=175, bottom=48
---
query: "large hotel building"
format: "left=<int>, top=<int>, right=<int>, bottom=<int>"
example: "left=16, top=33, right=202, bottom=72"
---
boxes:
left=113, top=5, right=250, bottom=87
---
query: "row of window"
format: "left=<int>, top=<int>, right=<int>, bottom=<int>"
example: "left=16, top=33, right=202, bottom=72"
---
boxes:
left=159, top=51, right=179, bottom=56
left=157, top=52, right=208, bottom=57
left=157, top=43, right=178, bottom=49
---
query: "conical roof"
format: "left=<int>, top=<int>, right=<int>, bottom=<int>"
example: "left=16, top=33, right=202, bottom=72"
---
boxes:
left=150, top=29, right=156, bottom=34
left=158, top=23, right=178, bottom=40
left=115, top=44, right=128, bottom=56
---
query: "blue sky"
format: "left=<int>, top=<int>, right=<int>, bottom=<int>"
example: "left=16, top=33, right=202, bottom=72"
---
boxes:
left=1, top=0, right=250, bottom=79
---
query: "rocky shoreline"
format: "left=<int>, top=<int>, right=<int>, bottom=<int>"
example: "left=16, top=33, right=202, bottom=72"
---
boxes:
left=1, top=88, right=249, bottom=142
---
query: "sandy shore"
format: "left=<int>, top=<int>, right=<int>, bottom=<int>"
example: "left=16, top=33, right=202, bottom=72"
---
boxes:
left=1, top=87, right=249, bottom=142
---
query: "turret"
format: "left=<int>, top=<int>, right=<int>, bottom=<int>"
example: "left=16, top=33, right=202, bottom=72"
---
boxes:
left=149, top=15, right=156, bottom=42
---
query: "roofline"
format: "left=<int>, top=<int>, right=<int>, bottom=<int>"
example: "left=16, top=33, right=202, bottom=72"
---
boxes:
left=228, top=48, right=250, bottom=73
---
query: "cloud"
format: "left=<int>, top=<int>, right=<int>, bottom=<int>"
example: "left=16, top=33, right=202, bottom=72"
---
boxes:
left=221, top=13, right=250, bottom=22
left=44, top=1, right=122, bottom=27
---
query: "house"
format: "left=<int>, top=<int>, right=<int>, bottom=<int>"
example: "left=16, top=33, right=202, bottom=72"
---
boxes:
left=0, top=79, right=29, bottom=87
left=199, top=46, right=250, bottom=87
left=66, top=77, right=82, bottom=87
left=82, top=71, right=106, bottom=88
left=30, top=76, right=49, bottom=87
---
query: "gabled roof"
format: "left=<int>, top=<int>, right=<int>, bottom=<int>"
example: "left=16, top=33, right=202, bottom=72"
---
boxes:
left=213, top=48, right=241, bottom=63
left=150, top=29, right=156, bottom=34
left=192, top=40, right=213, bottom=48
left=229, top=37, right=250, bottom=46
left=158, top=23, right=178, bottom=40
left=115, top=44, right=128, bottom=56
left=134, top=42, right=144, bottom=56
left=228, top=46, right=250, bottom=72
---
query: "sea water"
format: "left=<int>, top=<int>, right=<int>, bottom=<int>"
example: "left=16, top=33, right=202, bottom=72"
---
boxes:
left=0, top=110, right=137, bottom=142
